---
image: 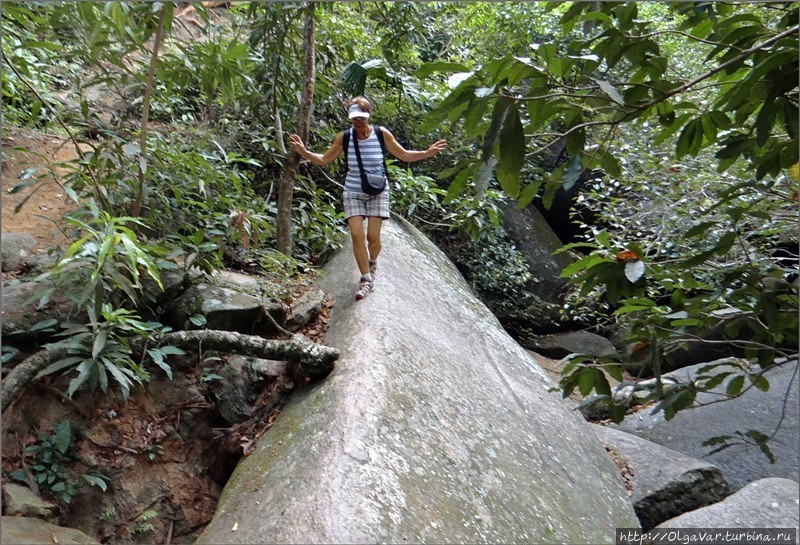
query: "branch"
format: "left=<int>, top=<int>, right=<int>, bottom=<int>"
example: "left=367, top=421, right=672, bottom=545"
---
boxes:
left=1, top=330, right=338, bottom=412
left=630, top=24, right=799, bottom=114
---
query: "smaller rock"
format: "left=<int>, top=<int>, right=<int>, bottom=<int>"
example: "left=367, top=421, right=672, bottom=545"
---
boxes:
left=213, top=355, right=293, bottom=425
left=1, top=280, right=80, bottom=343
left=655, top=477, right=799, bottom=530
left=285, top=288, right=325, bottom=331
left=0, top=516, right=100, bottom=544
left=3, top=483, right=57, bottom=521
left=24, top=249, right=61, bottom=274
left=529, top=330, right=618, bottom=359
left=593, top=425, right=730, bottom=530
left=164, top=282, right=286, bottom=335
left=1, top=232, right=38, bottom=272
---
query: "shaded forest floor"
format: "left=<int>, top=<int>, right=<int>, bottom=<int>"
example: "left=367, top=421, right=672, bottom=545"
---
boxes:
left=1, top=126, right=331, bottom=543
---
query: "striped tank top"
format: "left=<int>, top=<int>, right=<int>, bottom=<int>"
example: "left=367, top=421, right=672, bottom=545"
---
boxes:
left=344, top=127, right=388, bottom=194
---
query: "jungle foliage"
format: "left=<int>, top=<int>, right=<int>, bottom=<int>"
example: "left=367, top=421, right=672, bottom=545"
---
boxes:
left=2, top=2, right=797, bottom=435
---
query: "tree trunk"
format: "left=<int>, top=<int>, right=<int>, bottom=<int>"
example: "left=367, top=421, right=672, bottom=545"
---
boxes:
left=276, top=2, right=316, bottom=255
left=132, top=2, right=171, bottom=218
left=1, top=331, right=338, bottom=412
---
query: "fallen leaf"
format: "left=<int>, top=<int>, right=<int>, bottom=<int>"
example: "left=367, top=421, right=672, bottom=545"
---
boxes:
left=232, top=522, right=238, bottom=532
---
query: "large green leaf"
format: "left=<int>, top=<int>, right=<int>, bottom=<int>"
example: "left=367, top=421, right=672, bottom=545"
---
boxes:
left=481, top=97, right=513, bottom=162
left=496, top=106, right=525, bottom=198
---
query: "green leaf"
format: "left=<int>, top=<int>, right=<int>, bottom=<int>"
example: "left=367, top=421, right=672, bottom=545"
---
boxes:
left=92, top=330, right=108, bottom=359
left=36, top=357, right=86, bottom=379
left=147, top=349, right=174, bottom=380
left=726, top=375, right=745, bottom=396
left=517, top=180, right=542, bottom=209
left=103, top=359, right=132, bottom=399
left=578, top=369, right=595, bottom=397
left=560, top=253, right=611, bottom=278
left=684, top=221, right=718, bottom=238
left=482, top=97, right=514, bottom=162
left=749, top=374, right=770, bottom=392
left=68, top=360, right=95, bottom=398
left=702, top=435, right=733, bottom=447
left=189, top=314, right=207, bottom=327
left=598, top=151, right=621, bottom=179
left=562, top=154, right=583, bottom=191
left=28, top=319, right=60, bottom=332
left=83, top=474, right=108, bottom=491
left=676, top=118, right=703, bottom=158
left=592, top=78, right=624, bottom=105
left=653, top=113, right=694, bottom=147
left=54, top=421, right=72, bottom=455
left=496, top=106, right=525, bottom=198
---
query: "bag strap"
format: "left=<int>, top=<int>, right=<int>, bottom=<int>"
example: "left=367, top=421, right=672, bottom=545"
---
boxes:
left=350, top=126, right=389, bottom=184
left=351, top=127, right=369, bottom=186
left=374, top=126, right=386, bottom=155
left=341, top=129, right=350, bottom=170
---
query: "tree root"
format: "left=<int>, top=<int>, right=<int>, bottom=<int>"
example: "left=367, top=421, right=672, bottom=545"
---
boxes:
left=1, top=330, right=338, bottom=412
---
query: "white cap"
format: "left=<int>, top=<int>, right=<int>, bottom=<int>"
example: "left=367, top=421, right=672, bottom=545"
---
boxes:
left=348, top=103, right=370, bottom=119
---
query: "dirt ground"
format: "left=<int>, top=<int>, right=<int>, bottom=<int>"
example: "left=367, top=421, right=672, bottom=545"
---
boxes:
left=2, top=126, right=81, bottom=252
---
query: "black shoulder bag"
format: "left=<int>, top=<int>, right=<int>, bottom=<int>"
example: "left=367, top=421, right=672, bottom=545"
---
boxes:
left=344, top=126, right=389, bottom=195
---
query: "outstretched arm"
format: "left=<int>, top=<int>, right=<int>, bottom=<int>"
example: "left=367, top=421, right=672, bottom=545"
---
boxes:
left=382, top=128, right=447, bottom=163
left=289, top=132, right=344, bottom=166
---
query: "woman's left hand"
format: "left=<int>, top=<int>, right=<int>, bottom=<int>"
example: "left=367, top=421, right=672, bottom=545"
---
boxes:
left=427, top=140, right=447, bottom=157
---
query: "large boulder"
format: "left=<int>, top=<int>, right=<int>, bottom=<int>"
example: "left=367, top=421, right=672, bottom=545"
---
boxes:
left=198, top=216, right=638, bottom=545
left=615, top=359, right=799, bottom=491
left=498, top=199, right=573, bottom=326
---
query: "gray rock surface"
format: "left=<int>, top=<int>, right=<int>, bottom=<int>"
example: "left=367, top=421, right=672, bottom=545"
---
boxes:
left=0, top=516, right=100, bottom=544
left=1, top=232, right=37, bottom=271
left=285, top=287, right=325, bottom=331
left=531, top=330, right=619, bottom=359
left=594, top=425, right=730, bottom=530
left=499, top=200, right=572, bottom=297
left=655, top=477, right=799, bottom=532
left=163, top=282, right=285, bottom=334
left=198, top=216, right=638, bottom=545
left=2, top=482, right=57, bottom=520
left=1, top=280, right=80, bottom=342
left=213, top=354, right=292, bottom=425
left=498, top=199, right=573, bottom=326
left=615, top=359, right=799, bottom=491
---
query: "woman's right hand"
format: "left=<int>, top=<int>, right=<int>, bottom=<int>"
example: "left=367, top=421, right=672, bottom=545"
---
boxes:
left=288, top=134, right=305, bottom=153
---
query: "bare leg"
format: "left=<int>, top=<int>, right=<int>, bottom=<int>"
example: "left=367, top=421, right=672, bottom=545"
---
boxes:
left=366, top=217, right=384, bottom=263
left=347, top=216, right=370, bottom=275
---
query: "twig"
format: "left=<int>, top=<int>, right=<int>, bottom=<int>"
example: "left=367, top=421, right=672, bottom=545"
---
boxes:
left=164, top=519, right=174, bottom=545
left=767, top=358, right=799, bottom=442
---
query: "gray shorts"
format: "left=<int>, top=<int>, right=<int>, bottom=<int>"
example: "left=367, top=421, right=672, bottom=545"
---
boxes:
left=343, top=189, right=390, bottom=220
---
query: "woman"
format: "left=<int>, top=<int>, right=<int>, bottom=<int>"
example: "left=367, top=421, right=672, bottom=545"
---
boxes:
left=289, top=96, right=447, bottom=301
